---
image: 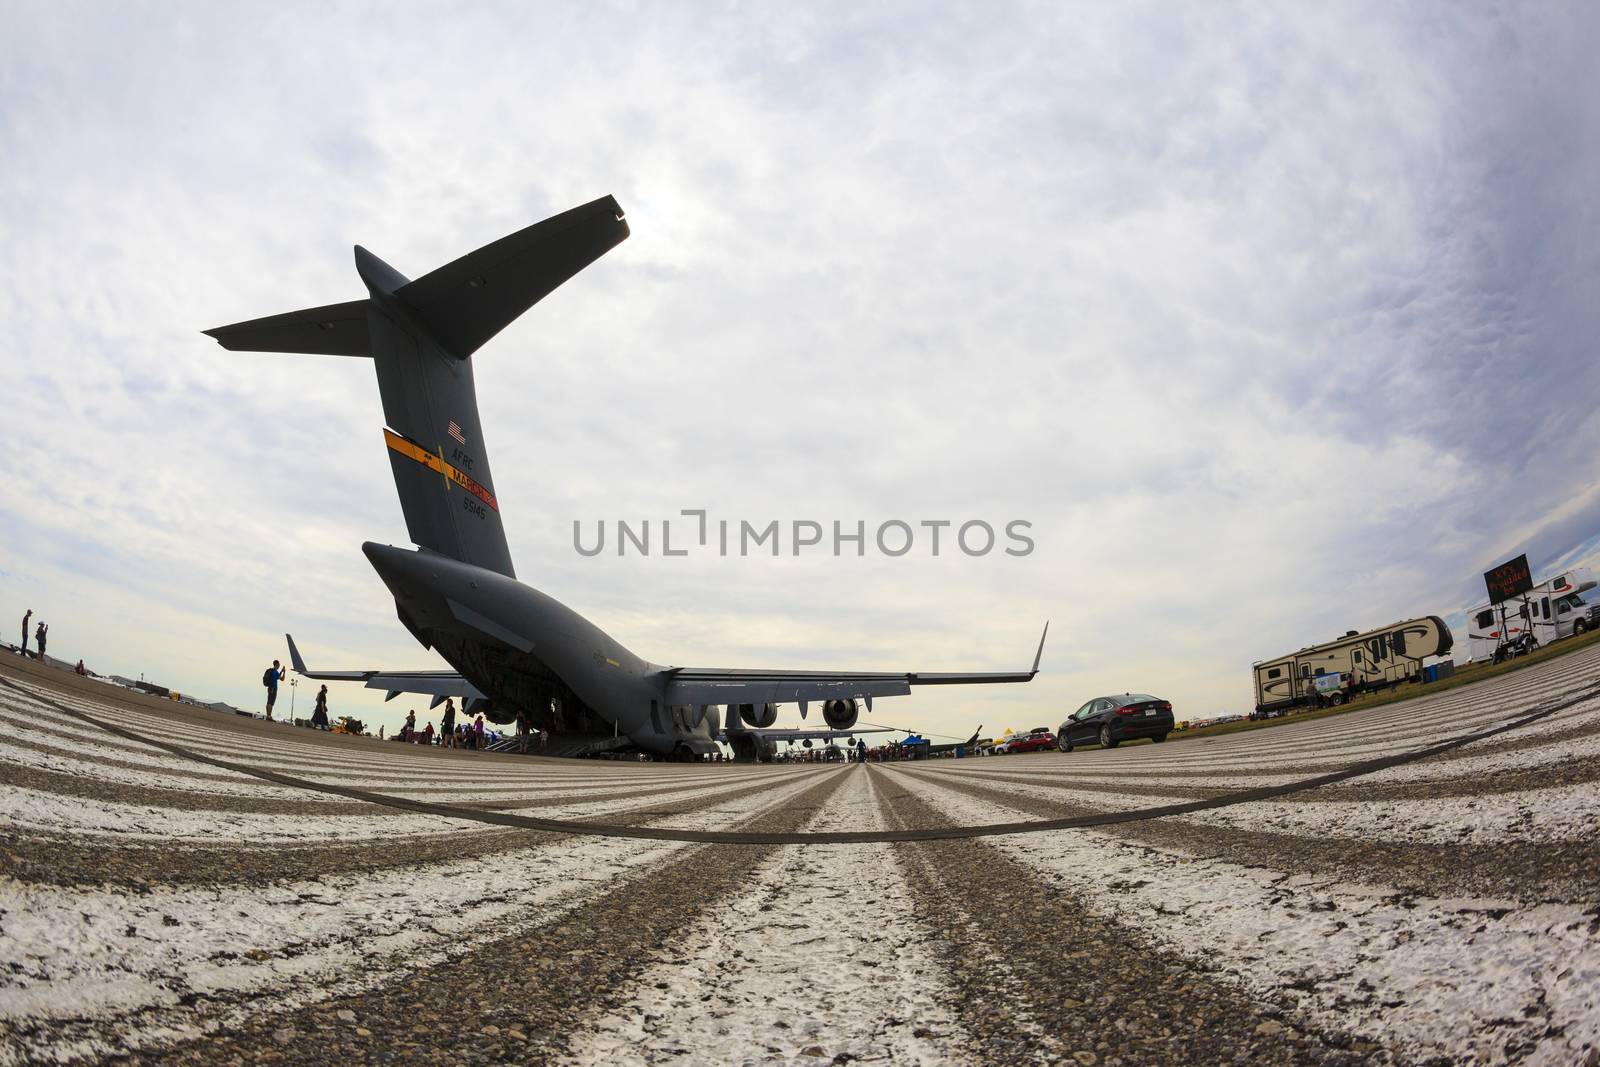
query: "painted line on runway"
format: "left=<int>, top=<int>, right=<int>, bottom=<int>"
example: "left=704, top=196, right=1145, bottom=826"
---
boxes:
left=2, top=675, right=1591, bottom=846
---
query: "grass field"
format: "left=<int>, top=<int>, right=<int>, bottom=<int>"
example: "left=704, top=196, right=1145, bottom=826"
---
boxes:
left=1169, top=624, right=1600, bottom=743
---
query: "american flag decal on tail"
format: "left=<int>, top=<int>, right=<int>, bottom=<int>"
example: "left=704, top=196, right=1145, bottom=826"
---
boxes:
left=447, top=421, right=467, bottom=445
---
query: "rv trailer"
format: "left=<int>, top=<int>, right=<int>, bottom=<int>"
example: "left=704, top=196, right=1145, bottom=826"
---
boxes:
left=1466, top=567, right=1597, bottom=662
left=1252, top=615, right=1453, bottom=713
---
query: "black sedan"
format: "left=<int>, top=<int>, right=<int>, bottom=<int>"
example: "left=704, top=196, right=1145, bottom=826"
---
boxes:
left=1058, top=694, right=1174, bottom=751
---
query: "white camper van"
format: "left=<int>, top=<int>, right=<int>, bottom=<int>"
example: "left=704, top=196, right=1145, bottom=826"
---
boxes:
left=1252, top=615, right=1454, bottom=713
left=1466, top=567, right=1598, bottom=662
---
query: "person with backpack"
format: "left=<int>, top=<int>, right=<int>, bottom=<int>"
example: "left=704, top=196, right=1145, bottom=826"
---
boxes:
left=34, top=621, right=47, bottom=664
left=262, top=660, right=286, bottom=720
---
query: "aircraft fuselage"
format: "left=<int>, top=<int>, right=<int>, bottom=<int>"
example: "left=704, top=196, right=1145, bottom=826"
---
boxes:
left=362, top=542, right=719, bottom=756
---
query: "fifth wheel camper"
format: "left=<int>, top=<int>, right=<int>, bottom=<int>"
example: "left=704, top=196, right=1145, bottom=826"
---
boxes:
left=1252, top=616, right=1454, bottom=713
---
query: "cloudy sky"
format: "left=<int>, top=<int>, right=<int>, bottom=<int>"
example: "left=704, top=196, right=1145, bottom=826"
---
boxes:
left=3, top=2, right=1598, bottom=740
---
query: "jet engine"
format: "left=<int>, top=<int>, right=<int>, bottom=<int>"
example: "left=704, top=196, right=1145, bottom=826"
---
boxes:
left=737, top=702, right=778, bottom=729
left=822, top=698, right=859, bottom=731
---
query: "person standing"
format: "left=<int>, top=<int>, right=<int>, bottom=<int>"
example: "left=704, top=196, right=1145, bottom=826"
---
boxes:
left=472, top=713, right=485, bottom=750
left=856, top=737, right=867, bottom=763
left=311, top=685, right=330, bottom=730
left=440, top=698, right=457, bottom=749
left=422, top=720, right=435, bottom=746
left=19, top=609, right=31, bottom=658
left=35, top=622, right=47, bottom=664
left=401, top=709, right=416, bottom=742
left=262, top=660, right=286, bottom=720
left=516, top=708, right=530, bottom=754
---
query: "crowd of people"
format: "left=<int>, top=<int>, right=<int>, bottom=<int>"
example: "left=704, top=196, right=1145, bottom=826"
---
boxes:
left=764, top=739, right=955, bottom=763
left=253, top=657, right=569, bottom=753
left=389, top=698, right=549, bottom=751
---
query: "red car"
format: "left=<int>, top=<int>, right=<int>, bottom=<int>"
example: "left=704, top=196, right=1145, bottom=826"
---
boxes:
left=1005, top=728, right=1059, bottom=754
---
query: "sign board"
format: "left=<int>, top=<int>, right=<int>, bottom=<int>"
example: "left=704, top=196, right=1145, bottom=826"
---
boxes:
left=1484, top=554, right=1533, bottom=605
left=1313, top=674, right=1346, bottom=695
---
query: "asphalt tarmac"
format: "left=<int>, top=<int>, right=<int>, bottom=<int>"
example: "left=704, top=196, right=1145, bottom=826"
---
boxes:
left=0, top=648, right=1596, bottom=1065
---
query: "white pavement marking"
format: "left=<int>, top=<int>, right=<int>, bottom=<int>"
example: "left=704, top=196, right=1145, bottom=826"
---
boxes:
left=0, top=762, right=824, bottom=845
left=901, top=769, right=1600, bottom=845
left=0, top=765, right=830, bottom=1065
left=5, top=684, right=779, bottom=790
left=566, top=767, right=970, bottom=1066
left=0, top=738, right=815, bottom=817
left=893, top=768, right=1600, bottom=1066
left=0, top=785, right=460, bottom=844
left=0, top=740, right=343, bottom=802
left=948, top=710, right=1600, bottom=790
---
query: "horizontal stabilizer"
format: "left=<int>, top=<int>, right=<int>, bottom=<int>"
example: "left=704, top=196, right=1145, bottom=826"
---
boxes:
left=396, top=195, right=629, bottom=359
left=204, top=300, right=371, bottom=357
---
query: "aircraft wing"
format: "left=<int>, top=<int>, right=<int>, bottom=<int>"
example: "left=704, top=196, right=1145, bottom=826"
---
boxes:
left=285, top=634, right=484, bottom=705
left=664, top=623, right=1048, bottom=707
left=718, top=726, right=894, bottom=744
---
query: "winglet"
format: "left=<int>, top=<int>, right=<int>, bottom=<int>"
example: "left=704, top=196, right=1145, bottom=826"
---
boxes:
left=1030, top=621, right=1049, bottom=676
left=286, top=633, right=308, bottom=675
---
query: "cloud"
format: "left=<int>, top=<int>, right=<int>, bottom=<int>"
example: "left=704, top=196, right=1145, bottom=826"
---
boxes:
left=2, top=3, right=1597, bottom=739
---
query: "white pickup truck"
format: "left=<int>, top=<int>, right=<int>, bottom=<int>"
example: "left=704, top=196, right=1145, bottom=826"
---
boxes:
left=1553, top=592, right=1600, bottom=638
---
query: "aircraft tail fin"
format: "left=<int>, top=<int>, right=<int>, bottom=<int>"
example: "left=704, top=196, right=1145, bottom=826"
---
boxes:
left=205, top=196, right=629, bottom=580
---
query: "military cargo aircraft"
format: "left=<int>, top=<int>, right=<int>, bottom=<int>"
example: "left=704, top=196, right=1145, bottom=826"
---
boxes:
left=206, top=196, right=1045, bottom=760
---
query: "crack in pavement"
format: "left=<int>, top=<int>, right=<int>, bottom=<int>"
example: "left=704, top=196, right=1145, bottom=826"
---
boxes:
left=152, top=770, right=858, bottom=1066
left=870, top=765, right=1391, bottom=1066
